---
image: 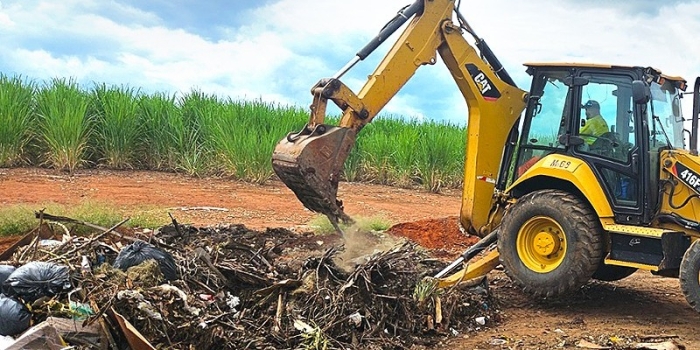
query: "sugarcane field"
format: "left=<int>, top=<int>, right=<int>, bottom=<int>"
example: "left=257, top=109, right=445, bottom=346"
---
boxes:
left=0, top=168, right=694, bottom=349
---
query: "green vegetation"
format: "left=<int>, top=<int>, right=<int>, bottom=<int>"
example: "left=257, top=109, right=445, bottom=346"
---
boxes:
left=91, top=83, right=141, bottom=169
left=0, top=73, right=466, bottom=189
left=0, top=73, right=471, bottom=236
left=0, top=202, right=166, bottom=237
left=0, top=75, right=35, bottom=167
left=35, top=78, right=93, bottom=173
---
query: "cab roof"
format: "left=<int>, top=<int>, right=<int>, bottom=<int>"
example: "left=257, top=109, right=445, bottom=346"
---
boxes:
left=523, top=62, right=686, bottom=83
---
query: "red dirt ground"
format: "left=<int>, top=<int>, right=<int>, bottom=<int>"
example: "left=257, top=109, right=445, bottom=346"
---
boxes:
left=2, top=167, right=700, bottom=349
left=388, top=216, right=479, bottom=258
left=0, top=236, right=19, bottom=254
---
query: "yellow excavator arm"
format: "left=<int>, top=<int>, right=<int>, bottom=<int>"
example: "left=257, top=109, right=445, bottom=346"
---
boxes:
left=272, top=0, right=527, bottom=237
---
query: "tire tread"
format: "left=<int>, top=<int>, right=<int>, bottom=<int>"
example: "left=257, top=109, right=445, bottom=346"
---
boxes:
left=498, top=189, right=603, bottom=298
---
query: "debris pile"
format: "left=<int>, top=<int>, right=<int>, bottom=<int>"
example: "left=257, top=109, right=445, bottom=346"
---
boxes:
left=0, top=213, right=499, bottom=349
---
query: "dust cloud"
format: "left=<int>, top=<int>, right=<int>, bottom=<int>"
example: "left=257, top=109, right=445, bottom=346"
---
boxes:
left=333, top=224, right=406, bottom=272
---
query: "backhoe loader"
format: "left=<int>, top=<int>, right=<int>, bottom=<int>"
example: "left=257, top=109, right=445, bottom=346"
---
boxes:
left=271, top=0, right=700, bottom=310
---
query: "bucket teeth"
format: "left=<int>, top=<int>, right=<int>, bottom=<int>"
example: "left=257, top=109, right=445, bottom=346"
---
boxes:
left=272, top=125, right=356, bottom=227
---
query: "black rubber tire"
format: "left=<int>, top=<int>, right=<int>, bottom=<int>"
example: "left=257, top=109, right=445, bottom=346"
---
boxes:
left=498, top=189, right=604, bottom=298
left=679, top=239, right=700, bottom=313
left=592, top=264, right=637, bottom=281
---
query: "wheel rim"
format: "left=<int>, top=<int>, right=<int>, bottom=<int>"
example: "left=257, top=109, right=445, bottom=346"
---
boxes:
left=516, top=216, right=567, bottom=273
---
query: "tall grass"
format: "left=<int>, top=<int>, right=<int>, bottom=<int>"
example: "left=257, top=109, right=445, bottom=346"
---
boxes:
left=0, top=74, right=469, bottom=191
left=35, top=78, right=92, bottom=172
left=176, top=90, right=214, bottom=176
left=354, top=118, right=425, bottom=186
left=139, top=92, right=181, bottom=170
left=227, top=100, right=306, bottom=183
left=0, top=74, right=35, bottom=166
left=91, top=83, right=141, bottom=168
left=344, top=117, right=466, bottom=191
left=194, top=96, right=307, bottom=183
left=415, top=122, right=465, bottom=192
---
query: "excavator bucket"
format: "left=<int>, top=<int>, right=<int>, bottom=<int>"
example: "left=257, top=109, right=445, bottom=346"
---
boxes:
left=272, top=124, right=357, bottom=229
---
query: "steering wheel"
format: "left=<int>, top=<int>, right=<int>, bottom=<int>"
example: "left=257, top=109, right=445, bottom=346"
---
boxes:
left=581, top=133, right=620, bottom=159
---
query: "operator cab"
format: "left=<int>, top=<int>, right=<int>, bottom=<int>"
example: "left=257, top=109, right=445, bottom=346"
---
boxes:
left=511, top=63, right=688, bottom=225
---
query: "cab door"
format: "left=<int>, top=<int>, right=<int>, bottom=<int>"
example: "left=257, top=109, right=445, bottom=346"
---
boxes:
left=571, top=70, right=646, bottom=224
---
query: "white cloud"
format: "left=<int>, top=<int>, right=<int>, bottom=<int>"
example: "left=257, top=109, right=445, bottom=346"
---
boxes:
left=8, top=49, right=109, bottom=80
left=0, top=0, right=698, bottom=123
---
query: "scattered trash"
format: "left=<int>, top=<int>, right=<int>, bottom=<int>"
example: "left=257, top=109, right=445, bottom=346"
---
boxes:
left=475, top=316, right=486, bottom=325
left=174, top=206, right=229, bottom=212
left=0, top=294, right=32, bottom=336
left=3, top=261, right=72, bottom=302
left=0, top=265, right=16, bottom=288
left=0, top=335, right=13, bottom=348
left=631, top=341, right=683, bottom=350
left=577, top=339, right=611, bottom=349
left=348, top=312, right=362, bottom=327
left=38, top=240, right=62, bottom=248
left=0, top=213, right=498, bottom=349
left=489, top=337, right=508, bottom=345
left=4, top=320, right=67, bottom=350
left=225, top=292, right=240, bottom=310
left=109, top=308, right=156, bottom=350
left=68, top=302, right=94, bottom=320
left=113, top=240, right=178, bottom=281
left=80, top=255, right=91, bottom=275
left=40, top=317, right=104, bottom=348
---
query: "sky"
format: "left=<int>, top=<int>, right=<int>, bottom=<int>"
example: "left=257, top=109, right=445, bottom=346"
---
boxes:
left=1, top=0, right=699, bottom=125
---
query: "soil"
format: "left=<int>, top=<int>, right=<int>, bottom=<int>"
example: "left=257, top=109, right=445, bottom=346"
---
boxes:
left=1, top=167, right=700, bottom=349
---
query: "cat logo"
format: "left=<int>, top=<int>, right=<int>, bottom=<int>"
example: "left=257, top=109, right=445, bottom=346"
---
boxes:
left=465, top=63, right=501, bottom=101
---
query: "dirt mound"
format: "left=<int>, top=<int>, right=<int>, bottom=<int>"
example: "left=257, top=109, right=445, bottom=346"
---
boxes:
left=387, top=216, right=480, bottom=258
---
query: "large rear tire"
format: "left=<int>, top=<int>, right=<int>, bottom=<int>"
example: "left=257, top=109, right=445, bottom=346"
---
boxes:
left=679, top=239, right=700, bottom=313
left=498, top=189, right=604, bottom=297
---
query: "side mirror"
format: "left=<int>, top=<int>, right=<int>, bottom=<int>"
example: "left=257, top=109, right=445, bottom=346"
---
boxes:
left=632, top=80, right=650, bottom=104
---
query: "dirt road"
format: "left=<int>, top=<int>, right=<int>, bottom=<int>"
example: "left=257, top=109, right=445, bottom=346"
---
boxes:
left=1, top=168, right=699, bottom=349
left=0, top=168, right=461, bottom=231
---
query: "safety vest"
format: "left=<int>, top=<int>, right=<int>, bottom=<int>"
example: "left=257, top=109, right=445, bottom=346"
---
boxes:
left=580, top=115, right=608, bottom=144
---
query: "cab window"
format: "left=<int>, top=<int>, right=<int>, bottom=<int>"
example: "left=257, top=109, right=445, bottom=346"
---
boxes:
left=514, top=71, right=569, bottom=179
left=575, top=74, right=637, bottom=163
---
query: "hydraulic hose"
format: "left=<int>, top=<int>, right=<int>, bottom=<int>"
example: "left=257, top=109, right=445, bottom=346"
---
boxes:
left=356, top=0, right=424, bottom=60
left=333, top=0, right=424, bottom=80
left=691, top=77, right=700, bottom=155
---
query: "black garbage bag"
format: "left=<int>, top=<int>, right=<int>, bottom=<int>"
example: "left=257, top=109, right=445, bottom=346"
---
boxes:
left=0, top=265, right=16, bottom=289
left=3, top=262, right=72, bottom=302
left=0, top=294, right=31, bottom=336
left=113, top=240, right=178, bottom=281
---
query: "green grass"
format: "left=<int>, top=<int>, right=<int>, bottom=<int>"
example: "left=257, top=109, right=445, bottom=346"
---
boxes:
left=0, top=73, right=469, bottom=191
left=0, top=74, right=35, bottom=166
left=35, top=78, right=92, bottom=172
left=91, top=83, right=142, bottom=168
left=0, top=74, right=481, bottom=242
left=139, top=92, right=181, bottom=170
left=0, top=202, right=168, bottom=237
